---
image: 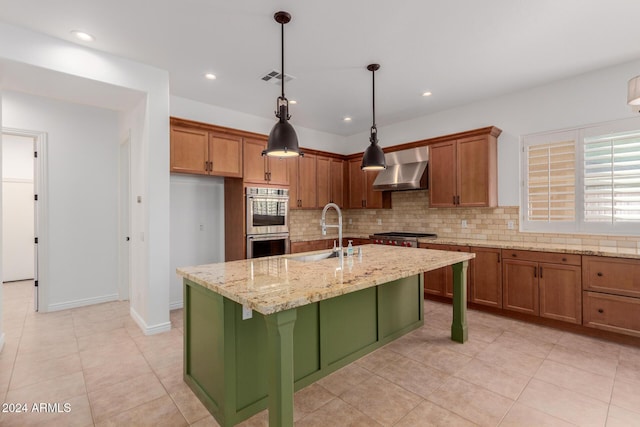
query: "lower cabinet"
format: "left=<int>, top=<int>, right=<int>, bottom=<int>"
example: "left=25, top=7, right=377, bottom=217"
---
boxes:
left=502, top=250, right=582, bottom=324
left=290, top=238, right=371, bottom=254
left=469, top=246, right=502, bottom=308
left=419, top=244, right=470, bottom=298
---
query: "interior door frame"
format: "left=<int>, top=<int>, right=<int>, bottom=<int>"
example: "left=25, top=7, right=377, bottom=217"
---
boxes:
left=118, top=132, right=131, bottom=301
left=2, top=127, right=49, bottom=311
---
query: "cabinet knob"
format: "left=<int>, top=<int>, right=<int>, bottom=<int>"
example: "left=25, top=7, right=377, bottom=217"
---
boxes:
left=597, top=272, right=603, bottom=277
left=598, top=308, right=604, bottom=314
left=512, top=253, right=517, bottom=257
left=562, top=257, right=567, bottom=262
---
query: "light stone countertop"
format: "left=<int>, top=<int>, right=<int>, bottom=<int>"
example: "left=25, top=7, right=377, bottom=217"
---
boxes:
left=177, top=244, right=474, bottom=315
left=420, top=238, right=640, bottom=260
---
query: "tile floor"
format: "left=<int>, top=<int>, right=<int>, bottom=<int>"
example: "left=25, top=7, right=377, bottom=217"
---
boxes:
left=1, top=280, right=640, bottom=426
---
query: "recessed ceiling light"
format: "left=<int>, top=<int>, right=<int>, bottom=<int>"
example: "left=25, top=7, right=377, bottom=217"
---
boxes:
left=71, top=30, right=95, bottom=42
left=205, top=73, right=217, bottom=80
left=422, top=91, right=432, bottom=97
left=289, top=100, right=297, bottom=104
left=343, top=117, right=352, bottom=122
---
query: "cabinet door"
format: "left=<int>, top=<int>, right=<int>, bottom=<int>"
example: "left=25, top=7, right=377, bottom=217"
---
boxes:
left=288, top=157, right=300, bottom=208
left=420, top=244, right=469, bottom=298
left=457, top=136, right=492, bottom=206
left=243, top=139, right=268, bottom=184
left=317, top=156, right=331, bottom=207
left=470, top=247, right=502, bottom=308
left=503, top=259, right=539, bottom=315
left=364, top=170, right=384, bottom=209
left=330, top=158, right=345, bottom=207
left=209, top=132, right=243, bottom=178
left=348, top=158, right=365, bottom=208
left=429, top=140, right=456, bottom=207
left=539, top=263, right=581, bottom=324
left=267, top=157, right=290, bottom=186
left=170, top=126, right=209, bottom=175
left=298, top=154, right=317, bottom=208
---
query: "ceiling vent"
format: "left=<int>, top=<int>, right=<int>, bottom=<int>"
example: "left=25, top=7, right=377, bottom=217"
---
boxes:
left=261, top=69, right=295, bottom=85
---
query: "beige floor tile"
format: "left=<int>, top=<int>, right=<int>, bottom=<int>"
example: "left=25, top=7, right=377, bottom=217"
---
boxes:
left=534, top=359, right=614, bottom=403
left=425, top=334, right=490, bottom=358
left=555, top=332, right=622, bottom=358
left=18, top=327, right=77, bottom=351
left=190, top=415, right=221, bottom=427
left=74, top=316, right=128, bottom=338
left=168, top=381, right=212, bottom=424
left=142, top=346, right=183, bottom=371
left=153, top=358, right=184, bottom=391
left=79, top=340, right=141, bottom=370
left=83, top=351, right=153, bottom=393
left=96, top=394, right=187, bottom=427
left=467, top=321, right=505, bottom=343
left=133, top=328, right=183, bottom=353
left=16, top=339, right=79, bottom=364
left=507, top=321, right=564, bottom=344
left=406, top=343, right=472, bottom=375
left=619, top=345, right=640, bottom=365
left=427, top=376, right=514, bottom=427
left=616, top=359, right=640, bottom=385
left=517, top=378, right=608, bottom=427
left=293, top=383, right=335, bottom=421
left=376, top=355, right=449, bottom=399
left=476, top=342, right=544, bottom=376
left=395, top=400, right=478, bottom=427
left=236, top=409, right=268, bottom=427
left=500, top=402, right=575, bottom=427
left=606, top=405, right=640, bottom=427
left=610, top=378, right=640, bottom=414
left=355, top=346, right=403, bottom=372
left=454, top=358, right=530, bottom=400
left=88, top=372, right=168, bottom=423
left=5, top=371, right=86, bottom=404
left=10, top=352, right=83, bottom=390
left=0, top=393, right=93, bottom=427
left=317, top=362, right=372, bottom=396
left=76, top=327, right=134, bottom=351
left=492, top=330, right=554, bottom=359
left=547, top=344, right=618, bottom=378
left=341, top=375, right=422, bottom=426
left=296, top=397, right=382, bottom=427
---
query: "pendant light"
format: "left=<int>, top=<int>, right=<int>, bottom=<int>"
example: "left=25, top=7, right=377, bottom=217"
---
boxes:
left=263, top=11, right=301, bottom=158
left=361, top=64, right=386, bottom=170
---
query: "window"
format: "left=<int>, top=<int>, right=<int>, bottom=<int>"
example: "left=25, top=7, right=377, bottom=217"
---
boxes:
left=522, top=118, right=640, bottom=235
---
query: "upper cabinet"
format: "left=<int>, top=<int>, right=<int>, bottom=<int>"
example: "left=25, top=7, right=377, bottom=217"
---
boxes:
left=347, top=157, right=390, bottom=209
left=289, top=153, right=317, bottom=209
left=243, top=138, right=289, bottom=186
left=317, top=156, right=345, bottom=208
left=170, top=126, right=242, bottom=178
left=428, top=128, right=500, bottom=207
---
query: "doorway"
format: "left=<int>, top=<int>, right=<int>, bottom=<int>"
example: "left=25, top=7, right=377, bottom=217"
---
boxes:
left=118, top=135, right=131, bottom=301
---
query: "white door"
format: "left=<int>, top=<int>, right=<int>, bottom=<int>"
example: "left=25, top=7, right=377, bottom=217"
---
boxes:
left=118, top=136, right=131, bottom=300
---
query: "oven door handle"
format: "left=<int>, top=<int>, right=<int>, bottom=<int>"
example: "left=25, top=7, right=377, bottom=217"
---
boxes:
left=247, top=233, right=290, bottom=242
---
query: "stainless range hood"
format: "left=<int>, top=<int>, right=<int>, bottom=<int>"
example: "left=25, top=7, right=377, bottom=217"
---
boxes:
left=372, top=146, right=429, bottom=191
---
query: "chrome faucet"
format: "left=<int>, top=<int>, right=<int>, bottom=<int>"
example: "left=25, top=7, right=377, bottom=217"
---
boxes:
left=321, top=203, right=343, bottom=259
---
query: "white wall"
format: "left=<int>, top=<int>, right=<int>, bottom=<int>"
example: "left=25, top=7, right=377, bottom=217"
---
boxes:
left=346, top=59, right=640, bottom=206
left=2, top=134, right=35, bottom=281
left=0, top=96, right=4, bottom=353
left=2, top=91, right=119, bottom=308
left=169, top=174, right=225, bottom=308
left=171, top=96, right=347, bottom=154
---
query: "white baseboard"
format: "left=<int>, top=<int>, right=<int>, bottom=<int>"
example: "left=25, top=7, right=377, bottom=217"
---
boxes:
left=0, top=332, right=5, bottom=354
left=47, top=293, right=119, bottom=312
left=130, top=306, right=172, bottom=336
left=170, top=300, right=183, bottom=310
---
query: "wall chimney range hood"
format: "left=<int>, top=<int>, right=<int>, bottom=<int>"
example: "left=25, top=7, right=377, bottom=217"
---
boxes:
left=372, top=146, right=429, bottom=191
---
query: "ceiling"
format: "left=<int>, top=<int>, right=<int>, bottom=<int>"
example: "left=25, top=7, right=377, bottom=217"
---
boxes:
left=1, top=1, right=640, bottom=136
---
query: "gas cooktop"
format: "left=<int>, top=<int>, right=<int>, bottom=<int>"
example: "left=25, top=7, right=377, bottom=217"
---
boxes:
left=371, top=232, right=438, bottom=238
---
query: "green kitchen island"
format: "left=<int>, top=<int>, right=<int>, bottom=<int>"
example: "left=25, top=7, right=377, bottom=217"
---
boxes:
left=177, top=244, right=474, bottom=427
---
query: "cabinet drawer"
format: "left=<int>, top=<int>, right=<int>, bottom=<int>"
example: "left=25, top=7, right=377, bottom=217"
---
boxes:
left=583, top=291, right=640, bottom=338
left=583, top=256, right=640, bottom=298
left=502, top=249, right=580, bottom=266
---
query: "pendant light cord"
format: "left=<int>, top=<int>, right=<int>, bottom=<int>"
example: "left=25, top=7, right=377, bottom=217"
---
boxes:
left=371, top=68, right=376, bottom=130
left=281, top=21, right=285, bottom=99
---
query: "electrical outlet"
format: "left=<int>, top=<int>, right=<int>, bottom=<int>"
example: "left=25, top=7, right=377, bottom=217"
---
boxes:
left=242, top=305, right=253, bottom=320
left=461, top=220, right=467, bottom=228
left=377, top=218, right=382, bottom=225
left=507, top=220, right=515, bottom=230
left=349, top=218, right=353, bottom=225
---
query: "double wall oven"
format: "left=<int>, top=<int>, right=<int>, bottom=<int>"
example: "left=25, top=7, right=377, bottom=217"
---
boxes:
left=246, top=187, right=290, bottom=259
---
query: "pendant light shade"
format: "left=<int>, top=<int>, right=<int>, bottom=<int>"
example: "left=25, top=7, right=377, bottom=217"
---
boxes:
left=264, top=11, right=301, bottom=158
left=628, top=75, right=640, bottom=106
left=361, top=64, right=386, bottom=170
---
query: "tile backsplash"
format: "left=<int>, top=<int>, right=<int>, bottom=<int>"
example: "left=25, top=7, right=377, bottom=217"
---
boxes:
left=289, top=190, right=640, bottom=249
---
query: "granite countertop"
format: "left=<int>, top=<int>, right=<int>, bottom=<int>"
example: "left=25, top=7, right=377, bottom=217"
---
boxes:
left=176, top=244, right=474, bottom=315
left=419, top=238, right=640, bottom=260
left=290, top=234, right=372, bottom=243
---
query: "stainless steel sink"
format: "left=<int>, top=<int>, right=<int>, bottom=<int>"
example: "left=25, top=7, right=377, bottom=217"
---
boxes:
left=289, top=251, right=343, bottom=262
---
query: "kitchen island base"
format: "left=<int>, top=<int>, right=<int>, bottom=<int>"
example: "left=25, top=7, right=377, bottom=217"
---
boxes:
left=183, top=274, right=425, bottom=427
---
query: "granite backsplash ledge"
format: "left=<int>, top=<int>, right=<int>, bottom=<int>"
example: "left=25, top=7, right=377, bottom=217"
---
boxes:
left=289, top=190, right=640, bottom=250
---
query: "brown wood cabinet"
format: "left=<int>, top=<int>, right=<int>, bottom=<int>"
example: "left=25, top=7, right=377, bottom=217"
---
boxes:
left=170, top=126, right=242, bottom=177
left=317, top=156, right=345, bottom=208
left=429, top=133, right=498, bottom=207
left=347, top=157, right=389, bottom=209
left=582, top=256, right=640, bottom=337
left=502, top=250, right=581, bottom=324
left=290, top=239, right=334, bottom=253
left=469, top=246, right=502, bottom=308
left=289, top=154, right=317, bottom=209
left=419, top=243, right=470, bottom=298
left=243, top=138, right=289, bottom=186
